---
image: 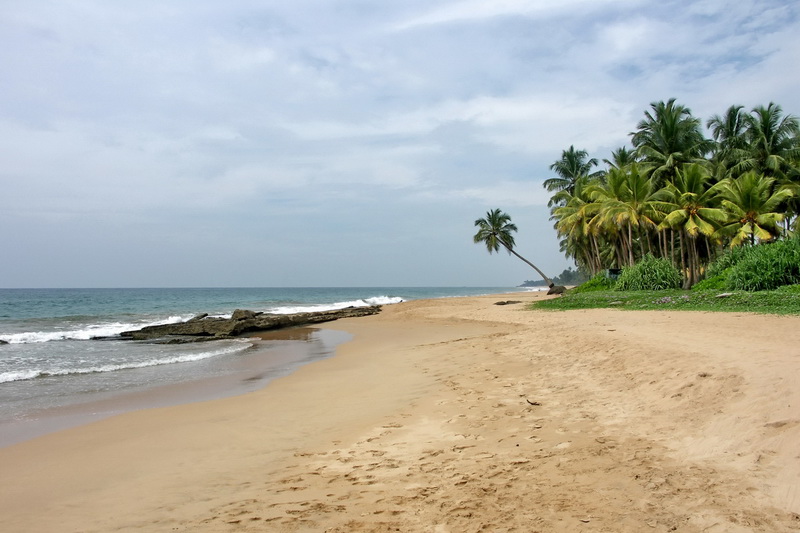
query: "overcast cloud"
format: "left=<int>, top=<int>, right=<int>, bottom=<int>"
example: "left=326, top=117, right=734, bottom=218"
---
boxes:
left=1, top=0, right=798, bottom=287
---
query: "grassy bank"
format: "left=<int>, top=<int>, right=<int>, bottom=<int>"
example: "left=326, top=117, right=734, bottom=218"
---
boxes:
left=531, top=286, right=800, bottom=315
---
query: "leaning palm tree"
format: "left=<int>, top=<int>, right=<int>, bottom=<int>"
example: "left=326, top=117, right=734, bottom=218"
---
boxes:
left=473, top=209, right=556, bottom=288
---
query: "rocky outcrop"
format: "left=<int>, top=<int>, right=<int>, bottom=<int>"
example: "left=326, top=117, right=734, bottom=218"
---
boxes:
left=119, top=306, right=381, bottom=341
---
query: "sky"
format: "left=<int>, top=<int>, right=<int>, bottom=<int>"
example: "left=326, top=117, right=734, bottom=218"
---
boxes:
left=1, top=0, right=799, bottom=288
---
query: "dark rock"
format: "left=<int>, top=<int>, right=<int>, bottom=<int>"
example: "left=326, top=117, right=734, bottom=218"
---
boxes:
left=231, top=309, right=261, bottom=321
left=0, top=339, right=8, bottom=345
left=547, top=285, right=567, bottom=295
left=188, top=313, right=209, bottom=322
left=119, top=306, right=382, bottom=341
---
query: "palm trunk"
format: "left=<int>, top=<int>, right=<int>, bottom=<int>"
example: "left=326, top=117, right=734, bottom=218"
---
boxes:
left=591, top=235, right=602, bottom=273
left=670, top=230, right=676, bottom=268
left=638, top=226, right=646, bottom=258
left=679, top=231, right=687, bottom=287
left=627, top=224, right=634, bottom=265
left=498, top=239, right=554, bottom=288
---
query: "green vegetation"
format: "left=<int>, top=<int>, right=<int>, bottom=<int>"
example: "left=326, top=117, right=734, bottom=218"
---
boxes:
left=530, top=239, right=800, bottom=314
left=725, top=237, right=800, bottom=291
left=473, top=98, right=800, bottom=316
left=545, top=99, right=799, bottom=289
left=520, top=267, right=588, bottom=288
left=570, top=272, right=616, bottom=293
left=530, top=288, right=800, bottom=315
left=614, top=255, right=682, bottom=291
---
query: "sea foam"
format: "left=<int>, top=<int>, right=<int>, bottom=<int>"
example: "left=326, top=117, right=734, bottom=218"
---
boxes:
left=0, top=315, right=190, bottom=344
left=269, top=296, right=404, bottom=314
left=0, top=340, right=252, bottom=383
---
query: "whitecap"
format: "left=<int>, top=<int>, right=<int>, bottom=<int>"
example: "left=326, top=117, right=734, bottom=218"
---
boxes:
left=0, top=315, right=191, bottom=344
left=269, top=296, right=405, bottom=314
left=0, top=341, right=253, bottom=383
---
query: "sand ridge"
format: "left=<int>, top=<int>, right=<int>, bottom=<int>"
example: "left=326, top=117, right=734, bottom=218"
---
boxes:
left=1, top=292, right=799, bottom=532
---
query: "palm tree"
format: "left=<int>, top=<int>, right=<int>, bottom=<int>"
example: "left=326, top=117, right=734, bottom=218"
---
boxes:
left=731, top=103, right=800, bottom=180
left=706, top=104, right=748, bottom=179
left=657, top=163, right=727, bottom=286
left=713, top=171, right=795, bottom=247
left=473, top=209, right=555, bottom=287
left=544, top=146, right=604, bottom=207
left=551, top=178, right=604, bottom=275
left=603, top=146, right=638, bottom=170
left=631, top=98, right=711, bottom=186
left=588, top=164, right=662, bottom=266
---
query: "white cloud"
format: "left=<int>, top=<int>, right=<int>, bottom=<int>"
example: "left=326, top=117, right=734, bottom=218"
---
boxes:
left=393, top=0, right=639, bottom=30
left=1, top=0, right=798, bottom=286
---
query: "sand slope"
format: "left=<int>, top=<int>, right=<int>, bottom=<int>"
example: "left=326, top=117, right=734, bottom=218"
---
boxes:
left=1, top=293, right=799, bottom=532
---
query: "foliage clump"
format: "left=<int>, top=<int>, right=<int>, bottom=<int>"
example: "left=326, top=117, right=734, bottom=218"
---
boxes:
left=725, top=238, right=800, bottom=291
left=571, top=272, right=617, bottom=293
left=690, top=273, right=727, bottom=291
left=698, top=237, right=800, bottom=291
left=614, top=255, right=682, bottom=291
left=705, top=245, right=753, bottom=279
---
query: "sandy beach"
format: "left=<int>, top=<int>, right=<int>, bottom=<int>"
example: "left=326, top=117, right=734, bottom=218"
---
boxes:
left=1, top=292, right=799, bottom=532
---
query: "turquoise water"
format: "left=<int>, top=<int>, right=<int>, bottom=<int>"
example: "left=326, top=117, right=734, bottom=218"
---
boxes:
left=0, top=287, right=524, bottom=445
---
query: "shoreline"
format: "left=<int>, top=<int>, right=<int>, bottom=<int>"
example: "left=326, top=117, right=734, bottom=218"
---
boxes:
left=1, top=292, right=799, bottom=532
left=0, top=327, right=351, bottom=448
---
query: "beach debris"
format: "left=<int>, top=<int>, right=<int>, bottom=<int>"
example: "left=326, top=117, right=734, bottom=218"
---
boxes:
left=494, top=300, right=523, bottom=305
left=118, top=306, right=382, bottom=341
left=526, top=399, right=541, bottom=406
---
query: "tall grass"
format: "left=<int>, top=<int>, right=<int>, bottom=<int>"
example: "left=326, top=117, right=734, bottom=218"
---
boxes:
left=725, top=237, right=800, bottom=291
left=615, top=255, right=682, bottom=291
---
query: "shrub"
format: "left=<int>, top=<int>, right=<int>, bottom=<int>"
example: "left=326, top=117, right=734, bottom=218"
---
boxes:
left=706, top=245, right=757, bottom=279
left=572, top=272, right=617, bottom=293
left=725, top=238, right=800, bottom=291
left=775, top=284, right=800, bottom=293
left=615, top=255, right=682, bottom=291
left=691, top=273, right=728, bottom=291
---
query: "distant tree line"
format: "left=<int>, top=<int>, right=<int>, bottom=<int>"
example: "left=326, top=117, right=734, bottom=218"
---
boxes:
left=520, top=267, right=588, bottom=287
left=545, top=99, right=799, bottom=288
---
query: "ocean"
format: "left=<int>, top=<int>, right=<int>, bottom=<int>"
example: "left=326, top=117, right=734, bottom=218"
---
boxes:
left=0, top=287, right=525, bottom=446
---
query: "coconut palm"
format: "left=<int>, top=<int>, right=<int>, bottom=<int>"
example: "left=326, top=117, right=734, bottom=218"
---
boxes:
left=544, top=146, right=604, bottom=207
left=473, top=209, right=555, bottom=287
left=631, top=98, right=712, bottom=186
left=657, top=163, right=727, bottom=286
left=713, top=171, right=796, bottom=247
left=551, top=178, right=604, bottom=275
left=603, top=146, right=638, bottom=170
left=588, top=164, right=662, bottom=266
left=706, top=104, right=748, bottom=179
left=731, top=103, right=800, bottom=180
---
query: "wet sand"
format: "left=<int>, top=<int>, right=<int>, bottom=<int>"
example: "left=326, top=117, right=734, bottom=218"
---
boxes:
left=1, top=292, right=799, bottom=532
left=0, top=328, right=350, bottom=448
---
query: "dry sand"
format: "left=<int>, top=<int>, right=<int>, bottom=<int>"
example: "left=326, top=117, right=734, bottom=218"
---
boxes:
left=1, top=292, right=799, bottom=532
